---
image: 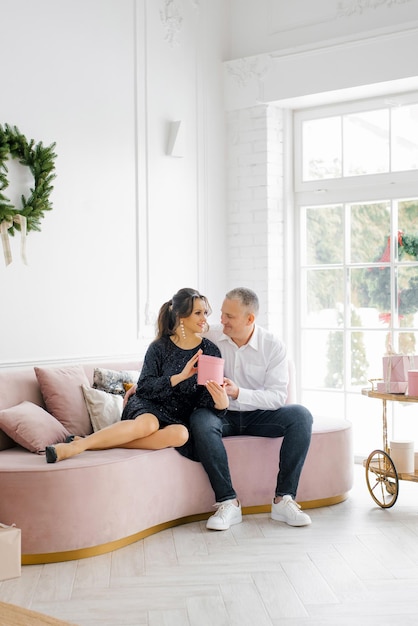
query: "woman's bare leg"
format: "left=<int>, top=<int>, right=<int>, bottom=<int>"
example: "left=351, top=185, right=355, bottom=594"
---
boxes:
left=115, top=424, right=189, bottom=450
left=46, top=414, right=177, bottom=463
left=66, top=426, right=188, bottom=450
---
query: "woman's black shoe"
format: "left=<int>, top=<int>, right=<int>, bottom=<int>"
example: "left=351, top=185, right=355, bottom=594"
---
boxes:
left=45, top=446, right=58, bottom=463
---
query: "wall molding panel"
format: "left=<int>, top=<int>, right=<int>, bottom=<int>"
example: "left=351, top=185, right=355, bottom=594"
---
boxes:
left=224, top=55, right=273, bottom=88
left=159, top=0, right=183, bottom=47
left=159, top=0, right=200, bottom=47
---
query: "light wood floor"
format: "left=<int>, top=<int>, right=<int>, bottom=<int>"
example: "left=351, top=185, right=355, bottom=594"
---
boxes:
left=2, top=462, right=418, bottom=626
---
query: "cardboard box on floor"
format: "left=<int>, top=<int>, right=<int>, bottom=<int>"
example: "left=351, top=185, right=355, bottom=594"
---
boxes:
left=0, top=523, right=21, bottom=581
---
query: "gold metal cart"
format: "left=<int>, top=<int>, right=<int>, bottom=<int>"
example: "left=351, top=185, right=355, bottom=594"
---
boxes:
left=362, top=385, right=418, bottom=508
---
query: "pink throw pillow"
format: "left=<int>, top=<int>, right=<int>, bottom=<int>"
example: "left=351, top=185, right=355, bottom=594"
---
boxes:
left=34, top=365, right=93, bottom=436
left=0, top=401, right=70, bottom=453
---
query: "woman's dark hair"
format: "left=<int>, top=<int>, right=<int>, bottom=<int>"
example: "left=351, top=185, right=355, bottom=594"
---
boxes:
left=155, top=288, right=211, bottom=340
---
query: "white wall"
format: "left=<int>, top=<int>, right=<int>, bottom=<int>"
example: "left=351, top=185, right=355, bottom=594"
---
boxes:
left=224, top=0, right=418, bottom=349
left=3, top=0, right=418, bottom=367
left=0, top=0, right=228, bottom=366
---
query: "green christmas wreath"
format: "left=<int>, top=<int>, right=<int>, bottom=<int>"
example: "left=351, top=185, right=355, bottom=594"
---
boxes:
left=0, top=123, right=57, bottom=235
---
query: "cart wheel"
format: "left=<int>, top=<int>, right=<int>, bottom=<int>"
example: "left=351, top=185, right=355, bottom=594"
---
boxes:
left=365, top=449, right=399, bottom=508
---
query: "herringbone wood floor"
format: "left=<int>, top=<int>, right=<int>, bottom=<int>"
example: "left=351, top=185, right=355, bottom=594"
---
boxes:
left=2, top=463, right=418, bottom=626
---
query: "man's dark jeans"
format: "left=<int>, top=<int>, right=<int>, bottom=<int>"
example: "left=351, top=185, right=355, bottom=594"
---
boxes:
left=188, top=405, right=313, bottom=502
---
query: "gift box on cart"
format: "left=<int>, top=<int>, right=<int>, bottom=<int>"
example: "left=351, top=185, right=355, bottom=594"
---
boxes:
left=381, top=355, right=418, bottom=392
left=376, top=381, right=408, bottom=394
left=0, top=523, right=21, bottom=581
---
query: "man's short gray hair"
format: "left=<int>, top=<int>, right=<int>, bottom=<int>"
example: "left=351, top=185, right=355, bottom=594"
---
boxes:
left=225, top=287, right=259, bottom=316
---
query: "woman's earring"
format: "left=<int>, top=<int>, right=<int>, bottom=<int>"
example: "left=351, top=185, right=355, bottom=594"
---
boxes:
left=180, top=320, right=186, bottom=340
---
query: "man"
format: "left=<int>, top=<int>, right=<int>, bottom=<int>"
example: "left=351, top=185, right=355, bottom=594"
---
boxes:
left=192, top=287, right=313, bottom=530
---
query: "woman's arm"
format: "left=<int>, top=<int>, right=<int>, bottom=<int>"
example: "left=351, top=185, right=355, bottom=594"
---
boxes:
left=169, top=350, right=201, bottom=387
left=134, top=342, right=175, bottom=400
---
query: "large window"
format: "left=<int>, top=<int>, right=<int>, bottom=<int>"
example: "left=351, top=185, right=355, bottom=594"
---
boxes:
left=294, top=95, right=418, bottom=459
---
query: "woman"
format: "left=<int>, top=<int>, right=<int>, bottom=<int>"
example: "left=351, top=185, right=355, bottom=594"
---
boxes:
left=45, top=288, right=228, bottom=463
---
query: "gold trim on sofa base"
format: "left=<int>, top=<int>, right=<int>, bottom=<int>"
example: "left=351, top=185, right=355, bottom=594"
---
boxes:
left=22, top=492, right=349, bottom=565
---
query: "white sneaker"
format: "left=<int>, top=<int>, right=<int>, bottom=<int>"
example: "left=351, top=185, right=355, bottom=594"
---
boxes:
left=206, top=500, right=242, bottom=530
left=271, top=495, right=311, bottom=527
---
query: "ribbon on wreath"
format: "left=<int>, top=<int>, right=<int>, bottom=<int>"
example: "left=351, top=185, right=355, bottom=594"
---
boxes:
left=0, top=215, right=28, bottom=266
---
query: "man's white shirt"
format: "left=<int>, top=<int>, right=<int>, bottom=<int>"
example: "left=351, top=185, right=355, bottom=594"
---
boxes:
left=205, top=325, right=289, bottom=411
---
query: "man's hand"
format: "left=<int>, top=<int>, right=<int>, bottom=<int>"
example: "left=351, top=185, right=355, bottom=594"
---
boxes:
left=223, top=377, right=239, bottom=401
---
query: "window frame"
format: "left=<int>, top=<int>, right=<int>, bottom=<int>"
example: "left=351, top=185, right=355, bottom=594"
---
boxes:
left=292, top=92, right=418, bottom=458
left=294, top=92, right=418, bottom=194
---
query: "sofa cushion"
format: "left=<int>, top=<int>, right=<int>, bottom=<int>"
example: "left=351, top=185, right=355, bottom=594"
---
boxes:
left=81, top=385, right=123, bottom=432
left=34, top=365, right=93, bottom=436
left=0, top=401, right=70, bottom=453
left=0, top=419, right=353, bottom=558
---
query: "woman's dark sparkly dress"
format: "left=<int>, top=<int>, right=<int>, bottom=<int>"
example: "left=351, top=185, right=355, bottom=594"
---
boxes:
left=121, top=336, right=225, bottom=427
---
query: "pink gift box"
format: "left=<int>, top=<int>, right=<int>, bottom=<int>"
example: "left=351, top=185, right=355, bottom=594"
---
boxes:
left=197, top=354, right=224, bottom=385
left=376, top=381, right=408, bottom=394
left=0, top=523, right=21, bottom=581
left=382, top=355, right=418, bottom=383
left=408, top=370, right=418, bottom=396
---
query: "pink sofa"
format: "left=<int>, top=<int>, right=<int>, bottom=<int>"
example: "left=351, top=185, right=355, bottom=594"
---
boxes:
left=0, top=360, right=353, bottom=565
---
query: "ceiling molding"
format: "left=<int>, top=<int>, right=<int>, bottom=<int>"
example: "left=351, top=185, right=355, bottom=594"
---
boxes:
left=337, top=0, right=413, bottom=17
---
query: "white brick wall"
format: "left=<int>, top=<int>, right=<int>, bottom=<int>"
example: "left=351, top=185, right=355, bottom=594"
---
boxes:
left=226, top=104, right=285, bottom=336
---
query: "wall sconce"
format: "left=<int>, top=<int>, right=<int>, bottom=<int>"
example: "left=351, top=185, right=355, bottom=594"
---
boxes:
left=166, top=120, right=184, bottom=158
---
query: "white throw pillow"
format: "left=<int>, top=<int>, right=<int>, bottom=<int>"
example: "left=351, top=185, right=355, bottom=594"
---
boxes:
left=81, top=385, right=123, bottom=432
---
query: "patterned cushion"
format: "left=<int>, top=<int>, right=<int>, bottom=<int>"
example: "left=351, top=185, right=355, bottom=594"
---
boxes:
left=92, top=368, right=139, bottom=396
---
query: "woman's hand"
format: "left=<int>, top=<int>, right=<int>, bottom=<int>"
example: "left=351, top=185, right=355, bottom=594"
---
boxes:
left=170, top=349, right=202, bottom=387
left=205, top=380, right=229, bottom=410
left=123, top=383, right=137, bottom=408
